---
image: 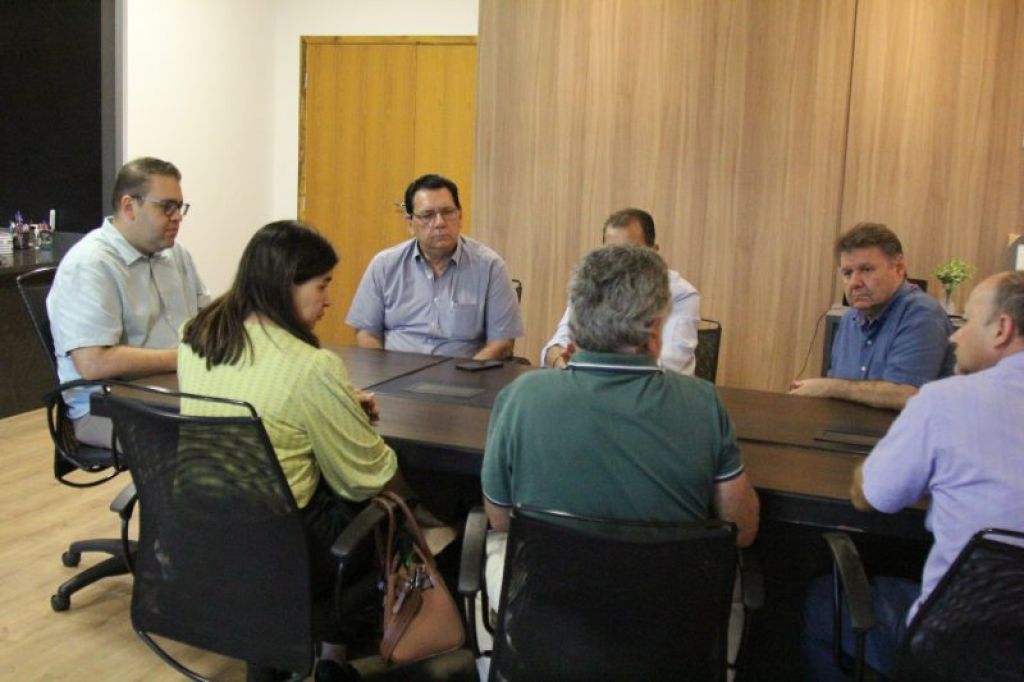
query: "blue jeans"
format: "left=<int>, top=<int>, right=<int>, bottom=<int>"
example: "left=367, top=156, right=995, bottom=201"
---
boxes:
left=801, top=574, right=919, bottom=681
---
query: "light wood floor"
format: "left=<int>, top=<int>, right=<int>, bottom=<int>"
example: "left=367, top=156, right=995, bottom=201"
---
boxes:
left=0, top=409, right=249, bottom=680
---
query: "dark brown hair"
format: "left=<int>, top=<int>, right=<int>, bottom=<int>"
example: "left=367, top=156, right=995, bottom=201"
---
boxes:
left=111, top=157, right=181, bottom=211
left=183, top=221, right=338, bottom=368
left=603, top=208, right=656, bottom=247
left=834, top=222, right=903, bottom=260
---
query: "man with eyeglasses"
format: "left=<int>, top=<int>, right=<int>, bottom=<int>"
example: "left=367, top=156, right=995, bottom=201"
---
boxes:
left=347, top=173, right=523, bottom=359
left=48, top=157, right=208, bottom=447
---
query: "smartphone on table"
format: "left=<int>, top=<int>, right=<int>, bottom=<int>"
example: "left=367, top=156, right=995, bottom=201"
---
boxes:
left=455, top=359, right=504, bottom=372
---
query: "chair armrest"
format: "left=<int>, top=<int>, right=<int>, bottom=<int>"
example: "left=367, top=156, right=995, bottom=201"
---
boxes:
left=738, top=545, right=764, bottom=611
left=331, top=503, right=387, bottom=563
left=457, top=507, right=488, bottom=596
left=823, top=532, right=876, bottom=632
left=111, top=482, right=138, bottom=574
left=110, top=481, right=137, bottom=516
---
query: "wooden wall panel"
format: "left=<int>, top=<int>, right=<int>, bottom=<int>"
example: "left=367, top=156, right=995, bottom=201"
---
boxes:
left=476, top=0, right=857, bottom=390
left=841, top=0, right=1024, bottom=311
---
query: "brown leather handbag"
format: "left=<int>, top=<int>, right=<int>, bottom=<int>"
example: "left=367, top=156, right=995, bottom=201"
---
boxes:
left=373, top=491, right=465, bottom=665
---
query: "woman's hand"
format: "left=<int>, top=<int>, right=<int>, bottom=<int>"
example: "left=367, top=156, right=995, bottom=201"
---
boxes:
left=354, top=389, right=380, bottom=422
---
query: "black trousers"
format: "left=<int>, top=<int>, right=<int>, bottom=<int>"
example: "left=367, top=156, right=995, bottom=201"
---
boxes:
left=300, top=479, right=371, bottom=599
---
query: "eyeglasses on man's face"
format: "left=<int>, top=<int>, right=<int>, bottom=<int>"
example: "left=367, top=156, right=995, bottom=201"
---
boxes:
left=410, top=206, right=459, bottom=225
left=133, top=195, right=190, bottom=217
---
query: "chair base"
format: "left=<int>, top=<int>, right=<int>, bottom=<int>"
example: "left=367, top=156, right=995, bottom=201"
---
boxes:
left=51, top=538, right=135, bottom=611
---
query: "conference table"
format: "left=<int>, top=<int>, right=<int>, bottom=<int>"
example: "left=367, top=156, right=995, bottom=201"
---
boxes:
left=96, top=345, right=927, bottom=541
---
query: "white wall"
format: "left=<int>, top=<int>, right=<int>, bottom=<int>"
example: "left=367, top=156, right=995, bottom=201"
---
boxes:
left=121, top=0, right=478, bottom=295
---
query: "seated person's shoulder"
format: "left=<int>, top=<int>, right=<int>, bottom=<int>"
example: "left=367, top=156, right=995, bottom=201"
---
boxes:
left=375, top=237, right=417, bottom=263
left=462, top=236, right=508, bottom=263
left=903, top=285, right=948, bottom=318
left=58, top=229, right=113, bottom=267
left=668, top=269, right=699, bottom=297
left=660, top=370, right=728, bottom=411
left=496, top=367, right=565, bottom=402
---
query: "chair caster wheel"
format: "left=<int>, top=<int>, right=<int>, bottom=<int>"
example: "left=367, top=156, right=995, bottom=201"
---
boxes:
left=62, top=551, right=81, bottom=567
left=51, top=593, right=70, bottom=611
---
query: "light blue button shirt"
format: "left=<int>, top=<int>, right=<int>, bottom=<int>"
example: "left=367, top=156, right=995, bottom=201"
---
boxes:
left=47, top=218, right=208, bottom=418
left=346, top=236, right=524, bottom=357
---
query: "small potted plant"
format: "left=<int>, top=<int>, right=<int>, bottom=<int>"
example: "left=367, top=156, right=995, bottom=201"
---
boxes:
left=932, top=257, right=976, bottom=315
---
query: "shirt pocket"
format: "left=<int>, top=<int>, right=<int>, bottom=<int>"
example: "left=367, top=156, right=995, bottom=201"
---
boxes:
left=448, top=302, right=480, bottom=340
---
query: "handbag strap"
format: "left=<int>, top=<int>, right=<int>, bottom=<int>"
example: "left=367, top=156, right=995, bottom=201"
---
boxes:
left=372, top=495, right=401, bottom=599
left=377, top=491, right=441, bottom=571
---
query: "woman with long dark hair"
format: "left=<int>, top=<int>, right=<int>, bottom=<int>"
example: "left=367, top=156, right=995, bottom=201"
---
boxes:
left=179, top=220, right=401, bottom=680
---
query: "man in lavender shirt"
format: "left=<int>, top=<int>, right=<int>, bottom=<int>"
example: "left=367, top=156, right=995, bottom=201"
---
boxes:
left=346, top=174, right=523, bottom=360
left=803, top=271, right=1024, bottom=679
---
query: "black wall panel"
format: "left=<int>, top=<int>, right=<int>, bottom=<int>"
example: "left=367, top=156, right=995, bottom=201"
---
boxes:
left=1, top=0, right=107, bottom=233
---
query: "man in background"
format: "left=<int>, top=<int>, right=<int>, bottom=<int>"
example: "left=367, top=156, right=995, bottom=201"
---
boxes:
left=802, top=271, right=1024, bottom=679
left=791, top=222, right=952, bottom=409
left=48, top=157, right=207, bottom=448
left=541, top=208, right=701, bottom=374
left=346, top=173, right=523, bottom=359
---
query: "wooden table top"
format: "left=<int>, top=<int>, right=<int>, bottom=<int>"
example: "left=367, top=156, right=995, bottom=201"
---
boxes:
left=97, top=346, right=923, bottom=538
left=325, top=344, right=449, bottom=390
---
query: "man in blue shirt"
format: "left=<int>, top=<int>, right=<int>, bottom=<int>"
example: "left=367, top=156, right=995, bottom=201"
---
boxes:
left=803, top=271, right=1024, bottom=679
left=791, top=223, right=952, bottom=410
left=346, top=174, right=523, bottom=359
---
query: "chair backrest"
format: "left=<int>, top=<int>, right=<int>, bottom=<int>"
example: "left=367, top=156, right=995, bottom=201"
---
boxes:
left=893, top=528, right=1024, bottom=682
left=15, top=266, right=59, bottom=381
left=907, top=277, right=928, bottom=293
left=105, top=388, right=315, bottom=676
left=489, top=508, right=737, bottom=682
left=511, top=278, right=523, bottom=303
left=695, top=318, right=722, bottom=383
left=17, top=266, right=119, bottom=484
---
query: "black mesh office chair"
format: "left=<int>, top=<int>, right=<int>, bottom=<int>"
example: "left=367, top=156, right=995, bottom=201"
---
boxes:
left=106, top=388, right=322, bottom=680
left=824, top=528, right=1024, bottom=682
left=459, top=506, right=763, bottom=681
left=106, top=386, right=476, bottom=681
left=15, top=266, right=135, bottom=611
left=696, top=317, right=723, bottom=383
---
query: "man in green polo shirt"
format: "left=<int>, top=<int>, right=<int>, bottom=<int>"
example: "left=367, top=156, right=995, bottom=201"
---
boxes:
left=481, top=244, right=760, bottom=604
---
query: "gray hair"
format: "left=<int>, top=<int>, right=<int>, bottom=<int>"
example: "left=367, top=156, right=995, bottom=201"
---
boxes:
left=569, top=245, right=670, bottom=353
left=834, top=222, right=903, bottom=260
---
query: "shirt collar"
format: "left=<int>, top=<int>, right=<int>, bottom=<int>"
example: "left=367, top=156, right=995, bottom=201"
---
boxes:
left=412, top=236, right=464, bottom=268
left=100, top=217, right=168, bottom=265
left=567, top=350, right=662, bottom=374
left=995, top=351, right=1024, bottom=373
left=855, top=280, right=913, bottom=327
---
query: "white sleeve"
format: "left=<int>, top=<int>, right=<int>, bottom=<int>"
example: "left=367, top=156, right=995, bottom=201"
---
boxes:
left=659, top=273, right=700, bottom=375
left=539, top=304, right=572, bottom=366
